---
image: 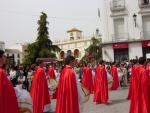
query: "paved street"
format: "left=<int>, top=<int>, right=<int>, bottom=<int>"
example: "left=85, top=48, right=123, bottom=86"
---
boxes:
left=51, top=87, right=130, bottom=113
left=83, top=88, right=130, bottom=113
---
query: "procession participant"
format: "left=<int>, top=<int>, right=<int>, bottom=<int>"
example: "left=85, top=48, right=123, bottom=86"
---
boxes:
left=9, top=65, right=17, bottom=86
left=0, top=50, right=19, bottom=113
left=81, top=63, right=94, bottom=93
left=129, top=57, right=150, bottom=113
left=145, top=59, right=150, bottom=102
left=56, top=56, right=84, bottom=113
left=30, top=60, right=51, bottom=113
left=48, top=63, right=56, bottom=79
left=54, top=67, right=60, bottom=81
left=127, top=59, right=139, bottom=100
left=110, top=62, right=119, bottom=90
left=93, top=61, right=108, bottom=104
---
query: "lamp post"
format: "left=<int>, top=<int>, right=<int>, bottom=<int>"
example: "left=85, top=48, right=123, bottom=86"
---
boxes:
left=133, top=13, right=137, bottom=27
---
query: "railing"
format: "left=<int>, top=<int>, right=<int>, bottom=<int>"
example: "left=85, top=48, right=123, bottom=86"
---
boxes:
left=139, top=0, right=150, bottom=8
left=141, top=31, right=150, bottom=39
left=112, top=33, right=129, bottom=42
left=110, top=0, right=126, bottom=11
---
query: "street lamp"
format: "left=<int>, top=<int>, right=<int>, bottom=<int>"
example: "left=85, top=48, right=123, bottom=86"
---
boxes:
left=133, top=13, right=137, bottom=27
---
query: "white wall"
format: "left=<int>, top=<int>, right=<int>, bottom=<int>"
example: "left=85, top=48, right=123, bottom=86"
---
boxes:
left=99, top=0, right=147, bottom=42
left=102, top=45, right=114, bottom=61
left=129, top=42, right=143, bottom=59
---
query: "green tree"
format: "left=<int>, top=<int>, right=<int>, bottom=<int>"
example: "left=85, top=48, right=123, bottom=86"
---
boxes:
left=81, top=37, right=102, bottom=64
left=23, top=12, right=60, bottom=65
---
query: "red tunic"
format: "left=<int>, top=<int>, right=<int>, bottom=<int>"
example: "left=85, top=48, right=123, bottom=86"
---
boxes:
left=110, top=65, right=119, bottom=90
left=127, top=64, right=139, bottom=100
left=30, top=66, right=50, bottom=113
left=93, top=65, right=108, bottom=104
left=48, top=66, right=56, bottom=79
left=146, top=63, right=150, bottom=102
left=81, top=66, right=94, bottom=93
left=56, top=66, right=79, bottom=113
left=129, top=65, right=150, bottom=113
left=0, top=67, right=19, bottom=113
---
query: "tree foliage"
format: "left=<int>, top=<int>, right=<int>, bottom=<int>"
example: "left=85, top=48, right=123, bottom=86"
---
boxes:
left=23, top=12, right=60, bottom=65
left=81, top=37, right=102, bottom=64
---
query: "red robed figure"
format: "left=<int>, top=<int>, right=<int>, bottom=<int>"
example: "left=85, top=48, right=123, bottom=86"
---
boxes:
left=93, top=65, right=108, bottom=104
left=81, top=66, right=94, bottom=93
left=127, top=64, right=139, bottom=100
left=56, top=66, right=79, bottom=113
left=146, top=63, right=150, bottom=102
left=110, top=65, right=119, bottom=90
left=129, top=65, right=150, bottom=113
left=0, top=67, right=19, bottom=113
left=48, top=66, right=56, bottom=79
left=30, top=66, right=50, bottom=113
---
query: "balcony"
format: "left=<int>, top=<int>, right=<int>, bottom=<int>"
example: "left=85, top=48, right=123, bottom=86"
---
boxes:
left=141, top=31, right=150, bottom=39
left=139, top=0, right=150, bottom=8
left=110, top=0, right=126, bottom=11
left=112, top=33, right=129, bottom=42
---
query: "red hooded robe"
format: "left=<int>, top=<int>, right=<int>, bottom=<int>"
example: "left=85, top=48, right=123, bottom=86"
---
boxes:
left=56, top=65, right=79, bottom=113
left=127, top=64, right=139, bottom=100
left=110, top=65, right=119, bottom=90
left=146, top=63, right=150, bottom=102
left=30, top=66, right=50, bottom=113
left=0, top=67, right=19, bottom=113
left=81, top=66, right=94, bottom=93
left=129, top=65, right=150, bottom=113
left=93, top=65, right=108, bottom=104
left=48, top=66, right=56, bottom=79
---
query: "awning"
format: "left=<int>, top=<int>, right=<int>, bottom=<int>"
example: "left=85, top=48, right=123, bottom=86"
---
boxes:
left=113, top=43, right=128, bottom=49
left=142, top=40, right=150, bottom=48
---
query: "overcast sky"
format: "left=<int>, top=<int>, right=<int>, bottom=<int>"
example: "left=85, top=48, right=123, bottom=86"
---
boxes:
left=0, top=0, right=101, bottom=47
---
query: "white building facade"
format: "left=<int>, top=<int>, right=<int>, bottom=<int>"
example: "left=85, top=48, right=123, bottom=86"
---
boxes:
left=100, top=0, right=150, bottom=61
left=6, top=43, right=28, bottom=65
left=54, top=28, right=101, bottom=60
left=0, top=41, right=5, bottom=51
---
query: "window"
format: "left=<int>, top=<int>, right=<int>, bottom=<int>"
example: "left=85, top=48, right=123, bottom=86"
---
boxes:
left=70, top=32, right=73, bottom=37
left=70, top=37, right=74, bottom=40
left=18, top=54, right=20, bottom=58
left=142, top=0, right=149, bottom=4
left=113, top=18, right=125, bottom=40
left=77, top=37, right=80, bottom=39
left=142, top=16, right=150, bottom=39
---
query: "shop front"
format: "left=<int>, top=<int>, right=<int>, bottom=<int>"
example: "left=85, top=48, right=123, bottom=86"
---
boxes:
left=142, top=40, right=150, bottom=59
left=113, top=43, right=129, bottom=61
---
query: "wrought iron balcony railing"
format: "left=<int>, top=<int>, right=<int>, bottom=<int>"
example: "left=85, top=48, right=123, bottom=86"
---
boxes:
left=112, top=33, right=129, bottom=42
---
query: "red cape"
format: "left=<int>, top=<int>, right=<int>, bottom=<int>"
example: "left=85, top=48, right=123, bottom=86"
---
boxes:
left=0, top=67, right=19, bottom=113
left=146, top=63, right=150, bottom=102
left=56, top=66, right=79, bottom=113
left=81, top=66, right=94, bottom=93
left=110, top=65, right=119, bottom=90
left=48, top=66, right=56, bottom=79
left=129, top=65, right=150, bottom=113
left=127, top=64, right=139, bottom=100
left=93, top=65, right=108, bottom=104
left=30, top=66, right=50, bottom=113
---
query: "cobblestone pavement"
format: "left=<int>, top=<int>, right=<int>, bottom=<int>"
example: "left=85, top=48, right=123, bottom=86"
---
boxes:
left=83, top=88, right=130, bottom=113
left=50, top=88, right=130, bottom=113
